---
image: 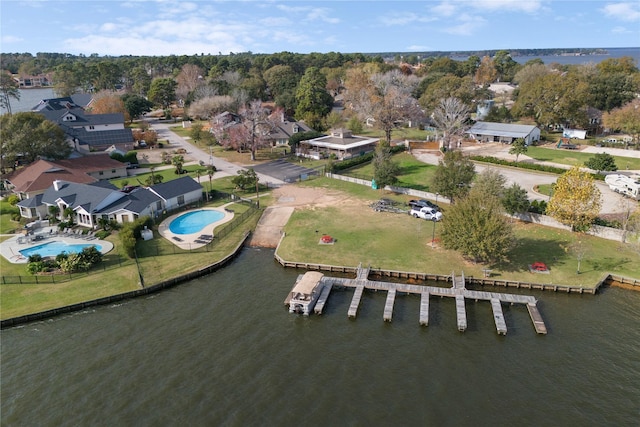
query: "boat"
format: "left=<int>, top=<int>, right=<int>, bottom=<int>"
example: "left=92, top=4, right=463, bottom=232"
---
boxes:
left=286, top=271, right=324, bottom=315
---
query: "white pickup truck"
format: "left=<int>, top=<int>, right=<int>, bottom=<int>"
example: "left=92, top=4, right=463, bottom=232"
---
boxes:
left=409, top=207, right=443, bottom=221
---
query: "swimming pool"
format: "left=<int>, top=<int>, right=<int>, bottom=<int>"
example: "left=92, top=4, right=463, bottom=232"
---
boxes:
left=20, top=242, right=102, bottom=258
left=169, top=209, right=225, bottom=235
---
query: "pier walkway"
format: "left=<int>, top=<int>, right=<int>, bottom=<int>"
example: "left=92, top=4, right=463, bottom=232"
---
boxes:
left=316, top=268, right=547, bottom=335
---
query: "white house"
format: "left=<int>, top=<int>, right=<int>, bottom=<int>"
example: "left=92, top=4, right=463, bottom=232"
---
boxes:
left=297, top=129, right=379, bottom=160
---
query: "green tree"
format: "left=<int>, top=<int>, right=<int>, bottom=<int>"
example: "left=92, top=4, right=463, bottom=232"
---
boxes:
left=144, top=166, right=163, bottom=186
left=584, top=152, right=617, bottom=173
left=547, top=166, right=602, bottom=232
left=189, top=122, right=204, bottom=144
left=232, top=168, right=258, bottom=191
left=52, top=63, right=80, bottom=97
left=148, top=77, right=177, bottom=109
left=347, top=116, right=363, bottom=133
left=508, top=138, right=528, bottom=162
left=0, top=112, right=70, bottom=167
left=473, top=169, right=506, bottom=199
left=295, top=67, right=333, bottom=122
left=502, top=183, right=530, bottom=216
left=172, top=155, right=184, bottom=174
left=122, top=94, right=153, bottom=122
left=372, top=140, right=400, bottom=187
left=0, top=72, right=20, bottom=115
left=603, top=99, right=640, bottom=147
left=440, top=190, right=515, bottom=264
left=288, top=130, right=323, bottom=152
left=431, top=150, right=476, bottom=203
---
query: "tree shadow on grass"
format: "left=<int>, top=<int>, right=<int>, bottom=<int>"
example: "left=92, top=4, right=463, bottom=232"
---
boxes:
left=587, top=257, right=633, bottom=273
left=490, top=236, right=570, bottom=273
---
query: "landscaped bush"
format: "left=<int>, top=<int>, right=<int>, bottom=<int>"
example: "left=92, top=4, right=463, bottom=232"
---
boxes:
left=470, top=155, right=606, bottom=180
left=528, top=199, right=548, bottom=214
left=120, top=216, right=153, bottom=258
left=333, top=145, right=406, bottom=172
left=27, top=247, right=103, bottom=274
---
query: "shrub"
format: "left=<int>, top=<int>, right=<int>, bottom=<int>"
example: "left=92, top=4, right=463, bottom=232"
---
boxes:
left=470, top=155, right=606, bottom=181
left=6, top=194, right=19, bottom=206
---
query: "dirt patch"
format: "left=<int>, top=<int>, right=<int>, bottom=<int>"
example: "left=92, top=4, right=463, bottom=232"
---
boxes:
left=248, top=185, right=366, bottom=247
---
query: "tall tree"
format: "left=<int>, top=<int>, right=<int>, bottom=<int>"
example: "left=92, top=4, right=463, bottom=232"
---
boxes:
left=431, top=97, right=469, bottom=150
left=216, top=100, right=275, bottom=161
left=176, top=63, right=204, bottom=104
left=372, top=140, right=400, bottom=187
left=474, top=56, right=498, bottom=86
left=547, top=166, right=602, bottom=232
left=502, top=183, right=530, bottom=216
left=53, top=63, right=80, bottom=97
left=148, top=77, right=177, bottom=109
left=89, top=91, right=127, bottom=116
left=0, top=72, right=20, bottom=115
left=122, top=94, right=153, bottom=122
left=603, top=99, right=640, bottom=147
left=431, top=150, right=476, bottom=203
left=473, top=169, right=507, bottom=199
left=295, top=66, right=333, bottom=123
left=440, top=189, right=515, bottom=264
left=0, top=112, right=70, bottom=168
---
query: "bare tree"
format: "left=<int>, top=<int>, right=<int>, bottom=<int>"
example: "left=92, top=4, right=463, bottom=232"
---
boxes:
left=432, top=97, right=469, bottom=150
left=189, top=95, right=235, bottom=120
left=216, top=100, right=276, bottom=161
left=176, top=64, right=204, bottom=101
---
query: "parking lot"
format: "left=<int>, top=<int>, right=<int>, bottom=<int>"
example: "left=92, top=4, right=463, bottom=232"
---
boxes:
left=251, top=159, right=321, bottom=183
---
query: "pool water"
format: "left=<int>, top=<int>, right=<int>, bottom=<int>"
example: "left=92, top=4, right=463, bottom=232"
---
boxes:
left=20, top=242, right=102, bottom=258
left=169, top=209, right=225, bottom=235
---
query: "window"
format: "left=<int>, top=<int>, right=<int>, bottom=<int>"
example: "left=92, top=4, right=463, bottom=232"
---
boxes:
left=111, top=170, right=115, bottom=173
left=177, top=195, right=185, bottom=206
left=99, top=171, right=104, bottom=175
left=89, top=125, right=95, bottom=130
left=156, top=201, right=162, bottom=210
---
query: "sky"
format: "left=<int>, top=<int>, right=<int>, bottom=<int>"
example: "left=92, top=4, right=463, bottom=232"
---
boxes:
left=1, top=0, right=639, bottom=56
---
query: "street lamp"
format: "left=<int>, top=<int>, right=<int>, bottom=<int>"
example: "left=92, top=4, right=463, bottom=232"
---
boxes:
left=435, top=192, right=439, bottom=205
left=431, top=217, right=437, bottom=248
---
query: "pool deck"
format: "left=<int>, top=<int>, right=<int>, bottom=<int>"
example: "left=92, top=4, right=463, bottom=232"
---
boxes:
left=157, top=206, right=235, bottom=250
left=0, top=226, right=114, bottom=264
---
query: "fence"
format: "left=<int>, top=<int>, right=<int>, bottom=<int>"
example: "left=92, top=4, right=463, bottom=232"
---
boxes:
left=1, top=201, right=260, bottom=284
left=2, top=255, right=132, bottom=285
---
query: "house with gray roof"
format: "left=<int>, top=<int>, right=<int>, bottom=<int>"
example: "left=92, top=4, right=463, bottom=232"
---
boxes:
left=467, top=121, right=540, bottom=145
left=297, top=129, right=379, bottom=160
left=28, top=176, right=203, bottom=228
left=33, top=97, right=134, bottom=154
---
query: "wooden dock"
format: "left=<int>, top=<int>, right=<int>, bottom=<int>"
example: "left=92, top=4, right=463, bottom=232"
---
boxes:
left=311, top=269, right=547, bottom=335
left=383, top=288, right=396, bottom=322
left=419, top=292, right=429, bottom=326
left=314, top=283, right=333, bottom=315
left=491, top=299, right=507, bottom=335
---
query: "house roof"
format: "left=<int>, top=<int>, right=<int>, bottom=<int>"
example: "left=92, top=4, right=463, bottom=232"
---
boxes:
left=268, top=118, right=313, bottom=141
left=149, top=176, right=202, bottom=200
left=302, top=130, right=379, bottom=151
left=6, top=155, right=125, bottom=194
left=31, top=95, right=92, bottom=112
left=467, top=122, right=539, bottom=138
left=99, top=187, right=161, bottom=215
left=292, top=271, right=324, bottom=295
left=66, top=127, right=134, bottom=147
left=40, top=181, right=127, bottom=215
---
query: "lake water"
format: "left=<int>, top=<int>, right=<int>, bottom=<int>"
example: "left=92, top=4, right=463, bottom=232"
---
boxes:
left=1, top=248, right=639, bottom=426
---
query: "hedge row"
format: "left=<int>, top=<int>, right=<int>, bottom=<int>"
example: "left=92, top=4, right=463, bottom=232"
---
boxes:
left=470, top=155, right=605, bottom=181
left=333, top=145, right=406, bottom=171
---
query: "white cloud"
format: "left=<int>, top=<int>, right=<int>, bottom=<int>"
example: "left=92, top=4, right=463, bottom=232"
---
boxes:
left=1, top=35, right=24, bottom=44
left=381, top=12, right=437, bottom=26
left=442, top=14, right=487, bottom=36
left=260, top=17, right=292, bottom=27
left=276, top=4, right=339, bottom=24
left=99, top=23, right=119, bottom=32
left=406, top=45, right=432, bottom=51
left=602, top=2, right=640, bottom=22
left=611, top=26, right=632, bottom=34
left=471, top=0, right=542, bottom=13
left=432, top=2, right=457, bottom=17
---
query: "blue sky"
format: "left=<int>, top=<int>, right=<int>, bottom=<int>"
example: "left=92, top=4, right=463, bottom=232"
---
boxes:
left=1, top=1, right=639, bottom=56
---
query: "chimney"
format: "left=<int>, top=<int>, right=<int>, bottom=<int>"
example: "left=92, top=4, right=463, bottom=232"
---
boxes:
left=53, top=180, right=61, bottom=191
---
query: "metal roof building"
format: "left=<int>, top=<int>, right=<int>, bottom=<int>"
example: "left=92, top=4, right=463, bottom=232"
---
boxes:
left=467, top=122, right=541, bottom=145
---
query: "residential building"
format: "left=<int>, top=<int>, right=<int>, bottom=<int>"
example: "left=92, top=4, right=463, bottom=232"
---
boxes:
left=297, top=129, right=379, bottom=160
left=32, top=97, right=134, bottom=154
left=26, top=176, right=203, bottom=227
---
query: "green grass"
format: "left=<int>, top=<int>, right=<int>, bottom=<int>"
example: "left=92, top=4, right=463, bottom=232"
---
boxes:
left=0, top=206, right=262, bottom=320
left=342, top=152, right=438, bottom=192
left=278, top=178, right=639, bottom=287
left=0, top=200, right=21, bottom=234
left=110, top=164, right=211, bottom=188
left=526, top=145, right=640, bottom=170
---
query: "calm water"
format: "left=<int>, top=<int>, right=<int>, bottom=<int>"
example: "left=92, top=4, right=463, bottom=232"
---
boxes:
left=19, top=242, right=101, bottom=258
left=0, top=87, right=55, bottom=114
left=1, top=248, right=639, bottom=426
left=169, top=209, right=225, bottom=235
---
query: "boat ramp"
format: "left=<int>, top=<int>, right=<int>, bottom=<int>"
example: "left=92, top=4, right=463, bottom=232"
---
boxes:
left=287, top=265, right=547, bottom=335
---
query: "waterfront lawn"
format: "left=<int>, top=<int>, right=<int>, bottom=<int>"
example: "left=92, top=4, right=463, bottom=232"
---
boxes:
left=278, top=178, right=639, bottom=287
left=0, top=208, right=262, bottom=320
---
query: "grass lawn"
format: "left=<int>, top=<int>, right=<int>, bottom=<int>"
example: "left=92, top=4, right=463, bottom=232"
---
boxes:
left=277, top=178, right=639, bottom=287
left=526, top=145, right=640, bottom=170
left=0, top=200, right=21, bottom=234
left=0, top=205, right=262, bottom=320
left=342, top=152, right=438, bottom=192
